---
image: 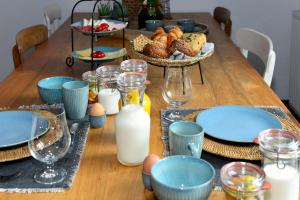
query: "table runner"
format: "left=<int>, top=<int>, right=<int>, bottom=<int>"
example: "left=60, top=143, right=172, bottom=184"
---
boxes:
left=160, top=106, right=293, bottom=190
left=0, top=105, right=90, bottom=192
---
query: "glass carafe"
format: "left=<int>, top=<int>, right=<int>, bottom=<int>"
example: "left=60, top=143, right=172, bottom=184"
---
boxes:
left=120, top=59, right=151, bottom=115
left=115, top=72, right=151, bottom=166
left=258, top=129, right=300, bottom=200
left=96, top=65, right=121, bottom=115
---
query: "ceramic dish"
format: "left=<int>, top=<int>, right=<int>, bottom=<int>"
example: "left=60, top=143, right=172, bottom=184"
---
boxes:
left=38, top=76, right=76, bottom=104
left=192, top=23, right=209, bottom=34
left=0, top=111, right=49, bottom=148
left=71, top=19, right=128, bottom=36
left=150, top=156, right=215, bottom=200
left=196, top=105, right=282, bottom=143
left=72, top=47, right=127, bottom=63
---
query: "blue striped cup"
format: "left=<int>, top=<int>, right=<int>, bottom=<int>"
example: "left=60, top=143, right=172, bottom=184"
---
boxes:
left=62, top=81, right=89, bottom=120
left=169, top=121, right=204, bottom=158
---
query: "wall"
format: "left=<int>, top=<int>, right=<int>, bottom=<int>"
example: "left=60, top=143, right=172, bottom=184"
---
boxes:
left=0, top=0, right=69, bottom=82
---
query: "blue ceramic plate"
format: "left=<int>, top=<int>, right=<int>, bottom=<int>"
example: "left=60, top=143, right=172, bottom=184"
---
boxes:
left=71, top=19, right=128, bottom=36
left=196, top=106, right=282, bottom=143
left=0, top=111, right=49, bottom=148
left=72, top=46, right=127, bottom=63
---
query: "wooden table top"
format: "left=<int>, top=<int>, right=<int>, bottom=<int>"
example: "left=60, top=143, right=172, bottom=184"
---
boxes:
left=0, top=13, right=298, bottom=200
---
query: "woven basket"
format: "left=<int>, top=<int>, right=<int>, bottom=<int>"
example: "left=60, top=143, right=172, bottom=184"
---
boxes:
left=122, top=0, right=141, bottom=18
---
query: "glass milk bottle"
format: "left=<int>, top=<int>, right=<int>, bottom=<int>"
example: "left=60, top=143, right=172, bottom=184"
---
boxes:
left=115, top=72, right=151, bottom=166
left=96, top=65, right=121, bottom=115
left=258, top=129, right=300, bottom=200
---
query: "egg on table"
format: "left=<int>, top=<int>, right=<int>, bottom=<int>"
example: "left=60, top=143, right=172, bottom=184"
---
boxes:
left=90, top=103, right=105, bottom=116
left=89, top=103, right=106, bottom=128
left=143, top=154, right=160, bottom=174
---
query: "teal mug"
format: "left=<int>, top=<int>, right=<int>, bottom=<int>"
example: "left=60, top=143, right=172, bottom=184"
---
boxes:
left=62, top=81, right=89, bottom=120
left=169, top=121, right=204, bottom=158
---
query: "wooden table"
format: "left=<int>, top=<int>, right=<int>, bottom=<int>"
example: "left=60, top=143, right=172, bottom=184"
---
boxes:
left=0, top=13, right=298, bottom=200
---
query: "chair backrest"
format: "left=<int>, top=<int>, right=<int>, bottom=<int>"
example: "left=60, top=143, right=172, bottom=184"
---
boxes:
left=13, top=24, right=48, bottom=68
left=236, top=28, right=276, bottom=86
left=44, top=3, right=62, bottom=35
left=213, top=6, right=232, bottom=36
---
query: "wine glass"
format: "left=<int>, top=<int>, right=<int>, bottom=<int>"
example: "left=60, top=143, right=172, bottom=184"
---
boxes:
left=162, top=67, right=192, bottom=122
left=28, top=108, right=71, bottom=185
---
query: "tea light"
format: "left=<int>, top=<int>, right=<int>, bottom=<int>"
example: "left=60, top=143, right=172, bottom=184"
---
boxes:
left=264, top=164, right=299, bottom=200
left=98, top=88, right=120, bottom=115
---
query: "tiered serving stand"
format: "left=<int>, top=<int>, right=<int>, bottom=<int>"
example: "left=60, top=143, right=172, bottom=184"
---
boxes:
left=65, top=0, right=128, bottom=70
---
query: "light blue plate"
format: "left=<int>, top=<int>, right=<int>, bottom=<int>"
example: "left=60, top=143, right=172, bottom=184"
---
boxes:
left=196, top=106, right=282, bottom=143
left=0, top=111, right=49, bottom=148
left=71, top=19, right=127, bottom=36
left=71, top=46, right=127, bottom=64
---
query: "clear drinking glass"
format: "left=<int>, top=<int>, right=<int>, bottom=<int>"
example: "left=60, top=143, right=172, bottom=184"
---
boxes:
left=162, top=67, right=192, bottom=122
left=28, top=108, right=71, bottom=185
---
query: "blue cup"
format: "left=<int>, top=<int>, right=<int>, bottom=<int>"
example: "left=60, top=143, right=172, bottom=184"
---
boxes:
left=177, top=19, right=195, bottom=32
left=62, top=81, right=89, bottom=120
left=169, top=121, right=204, bottom=158
left=145, top=20, right=164, bottom=32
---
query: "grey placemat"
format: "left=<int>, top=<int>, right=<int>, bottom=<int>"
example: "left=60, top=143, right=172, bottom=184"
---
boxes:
left=161, top=106, right=290, bottom=190
left=0, top=105, right=90, bottom=193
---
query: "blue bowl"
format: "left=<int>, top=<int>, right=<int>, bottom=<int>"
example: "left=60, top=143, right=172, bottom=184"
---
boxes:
left=177, top=19, right=195, bottom=32
left=145, top=20, right=164, bottom=32
left=38, top=76, right=76, bottom=104
left=89, top=115, right=106, bottom=128
left=151, top=156, right=215, bottom=200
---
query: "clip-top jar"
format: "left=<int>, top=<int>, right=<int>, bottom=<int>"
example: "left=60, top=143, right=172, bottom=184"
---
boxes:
left=258, top=129, right=300, bottom=200
left=96, top=65, right=121, bottom=115
left=120, top=59, right=151, bottom=115
left=221, top=162, right=270, bottom=200
left=115, top=72, right=150, bottom=166
left=82, top=71, right=99, bottom=104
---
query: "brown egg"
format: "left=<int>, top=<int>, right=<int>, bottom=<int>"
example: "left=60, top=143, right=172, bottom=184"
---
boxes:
left=90, top=103, right=105, bottom=116
left=143, top=154, right=160, bottom=174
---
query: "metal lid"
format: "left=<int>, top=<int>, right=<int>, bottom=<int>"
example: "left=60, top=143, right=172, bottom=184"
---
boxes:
left=221, top=162, right=265, bottom=195
left=258, top=129, right=300, bottom=158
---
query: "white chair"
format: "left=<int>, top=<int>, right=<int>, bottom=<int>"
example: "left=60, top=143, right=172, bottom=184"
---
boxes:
left=236, top=28, right=276, bottom=86
left=44, top=3, right=62, bottom=36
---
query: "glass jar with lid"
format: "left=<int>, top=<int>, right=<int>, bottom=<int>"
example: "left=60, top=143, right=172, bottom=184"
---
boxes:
left=120, top=59, right=151, bottom=115
left=221, top=162, right=270, bottom=200
left=115, top=72, right=150, bottom=166
left=258, top=129, right=300, bottom=200
left=82, top=71, right=99, bottom=104
left=96, top=65, right=121, bottom=115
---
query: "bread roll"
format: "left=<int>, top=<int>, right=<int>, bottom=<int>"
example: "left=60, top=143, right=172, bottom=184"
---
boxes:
left=168, top=39, right=197, bottom=57
left=152, top=32, right=167, bottom=48
left=182, top=33, right=206, bottom=54
left=169, top=26, right=183, bottom=39
left=143, top=43, right=169, bottom=59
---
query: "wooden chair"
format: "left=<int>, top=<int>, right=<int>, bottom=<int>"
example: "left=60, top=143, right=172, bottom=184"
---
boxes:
left=236, top=28, right=276, bottom=86
left=213, top=6, right=232, bottom=36
left=12, top=24, right=48, bottom=68
left=44, top=3, right=62, bottom=36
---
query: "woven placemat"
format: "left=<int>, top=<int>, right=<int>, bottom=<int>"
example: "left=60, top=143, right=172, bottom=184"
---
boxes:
left=0, top=104, right=90, bottom=192
left=0, top=110, right=62, bottom=162
left=161, top=106, right=299, bottom=160
left=161, top=106, right=299, bottom=189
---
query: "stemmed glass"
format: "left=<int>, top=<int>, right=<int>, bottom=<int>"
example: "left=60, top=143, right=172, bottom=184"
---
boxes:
left=28, top=108, right=71, bottom=185
left=162, top=67, right=192, bottom=122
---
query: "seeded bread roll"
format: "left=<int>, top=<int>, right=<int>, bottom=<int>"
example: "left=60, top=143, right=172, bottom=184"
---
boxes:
left=182, top=33, right=206, bottom=54
left=168, top=39, right=197, bottom=57
left=143, top=43, right=169, bottom=59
